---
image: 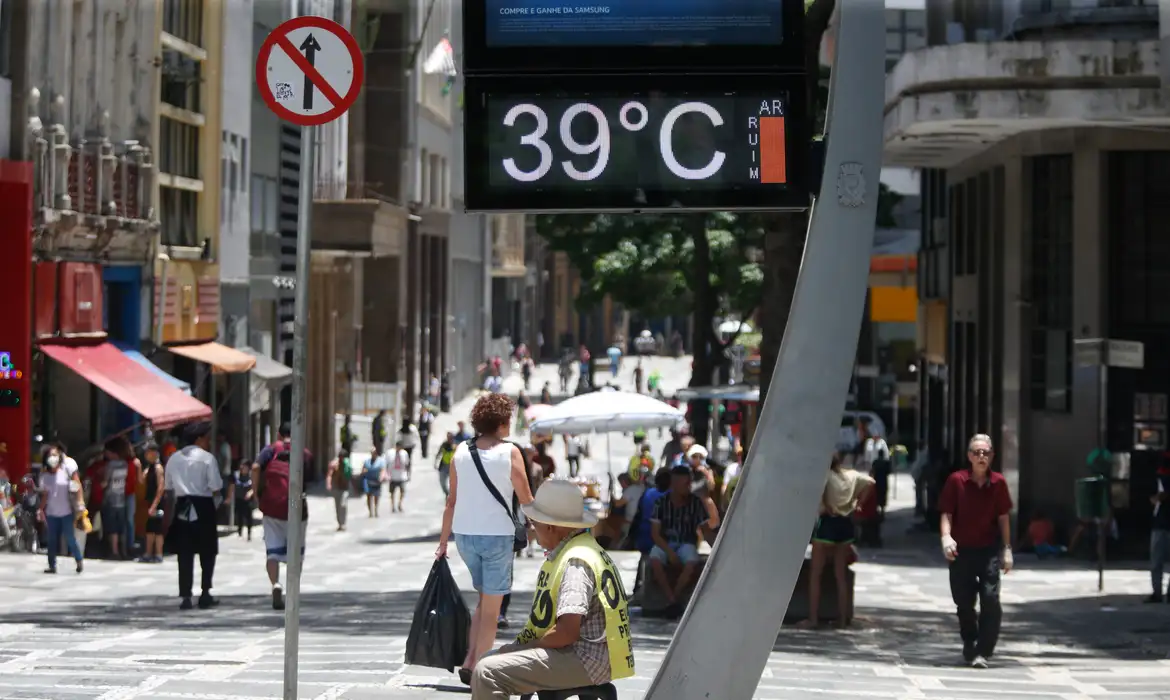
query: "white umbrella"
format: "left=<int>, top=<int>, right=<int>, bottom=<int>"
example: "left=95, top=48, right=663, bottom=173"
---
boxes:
left=529, top=389, right=684, bottom=478
left=718, top=319, right=753, bottom=334
left=528, top=388, right=683, bottom=435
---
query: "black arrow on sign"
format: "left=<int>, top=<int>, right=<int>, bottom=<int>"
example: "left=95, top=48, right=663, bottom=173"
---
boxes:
left=300, top=33, right=322, bottom=111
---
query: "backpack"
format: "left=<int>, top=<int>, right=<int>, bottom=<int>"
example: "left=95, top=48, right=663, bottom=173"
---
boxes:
left=258, top=441, right=308, bottom=521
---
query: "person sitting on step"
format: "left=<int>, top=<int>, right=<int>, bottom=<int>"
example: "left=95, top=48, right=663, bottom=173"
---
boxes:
left=472, top=480, right=636, bottom=700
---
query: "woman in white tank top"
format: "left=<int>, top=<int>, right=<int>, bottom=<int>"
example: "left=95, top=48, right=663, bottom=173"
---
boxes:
left=437, top=394, right=535, bottom=685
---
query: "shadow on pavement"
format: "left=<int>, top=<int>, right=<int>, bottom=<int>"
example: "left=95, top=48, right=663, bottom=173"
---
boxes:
left=5, top=584, right=1160, bottom=666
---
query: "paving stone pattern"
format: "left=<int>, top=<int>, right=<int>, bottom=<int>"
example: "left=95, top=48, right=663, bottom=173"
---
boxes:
left=2, top=359, right=1170, bottom=699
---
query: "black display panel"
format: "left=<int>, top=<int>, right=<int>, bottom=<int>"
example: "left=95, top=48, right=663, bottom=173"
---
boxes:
left=464, top=74, right=811, bottom=213
left=484, top=1, right=782, bottom=48
left=463, top=0, right=805, bottom=73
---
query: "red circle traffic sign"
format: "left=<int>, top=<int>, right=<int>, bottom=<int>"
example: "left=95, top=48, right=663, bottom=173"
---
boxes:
left=256, top=15, right=364, bottom=127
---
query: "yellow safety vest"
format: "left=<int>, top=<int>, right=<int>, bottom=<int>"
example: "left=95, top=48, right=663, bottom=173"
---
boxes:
left=516, top=533, right=635, bottom=680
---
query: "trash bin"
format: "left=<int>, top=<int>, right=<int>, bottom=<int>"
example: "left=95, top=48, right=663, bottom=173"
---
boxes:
left=1075, top=476, right=1110, bottom=520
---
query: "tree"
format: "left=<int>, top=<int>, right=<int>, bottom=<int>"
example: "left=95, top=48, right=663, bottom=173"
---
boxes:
left=758, top=0, right=903, bottom=410
left=535, top=212, right=765, bottom=444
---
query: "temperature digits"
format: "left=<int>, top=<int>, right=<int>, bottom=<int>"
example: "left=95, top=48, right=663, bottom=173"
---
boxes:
left=500, top=101, right=726, bottom=182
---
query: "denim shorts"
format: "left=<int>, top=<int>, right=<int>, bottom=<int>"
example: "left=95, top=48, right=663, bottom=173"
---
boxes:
left=650, top=542, right=700, bottom=565
left=454, top=533, right=514, bottom=595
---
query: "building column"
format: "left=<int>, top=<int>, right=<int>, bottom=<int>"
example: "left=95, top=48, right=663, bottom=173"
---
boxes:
left=999, top=156, right=1025, bottom=507
left=439, top=237, right=449, bottom=378
left=429, top=237, right=443, bottom=380
left=404, top=216, right=420, bottom=412
left=1070, top=144, right=1107, bottom=457
left=422, top=234, right=434, bottom=389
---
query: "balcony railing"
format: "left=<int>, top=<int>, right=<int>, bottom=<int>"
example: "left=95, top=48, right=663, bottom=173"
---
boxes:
left=29, top=123, right=155, bottom=223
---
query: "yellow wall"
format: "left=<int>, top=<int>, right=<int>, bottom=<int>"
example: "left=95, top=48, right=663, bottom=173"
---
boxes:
left=153, top=259, right=222, bottom=344
left=870, top=285, right=918, bottom=323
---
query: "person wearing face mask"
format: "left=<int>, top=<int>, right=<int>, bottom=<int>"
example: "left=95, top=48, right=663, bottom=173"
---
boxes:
left=38, top=445, right=84, bottom=574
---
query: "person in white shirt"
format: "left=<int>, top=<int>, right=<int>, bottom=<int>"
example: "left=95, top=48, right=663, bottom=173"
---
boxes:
left=399, top=420, right=420, bottom=470
left=437, top=393, right=535, bottom=686
left=388, top=440, right=411, bottom=513
left=865, top=435, right=892, bottom=512
left=38, top=444, right=84, bottom=574
left=564, top=434, right=583, bottom=478
left=164, top=422, right=223, bottom=611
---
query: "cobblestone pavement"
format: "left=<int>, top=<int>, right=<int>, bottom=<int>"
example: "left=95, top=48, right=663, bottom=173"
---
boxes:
left=3, top=359, right=1170, bottom=699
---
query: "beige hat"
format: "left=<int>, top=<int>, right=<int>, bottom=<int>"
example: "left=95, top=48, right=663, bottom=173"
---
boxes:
left=686, top=444, right=709, bottom=459
left=522, top=480, right=599, bottom=529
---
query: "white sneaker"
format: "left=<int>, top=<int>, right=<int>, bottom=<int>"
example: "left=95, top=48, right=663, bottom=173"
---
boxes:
left=971, top=655, right=988, bottom=669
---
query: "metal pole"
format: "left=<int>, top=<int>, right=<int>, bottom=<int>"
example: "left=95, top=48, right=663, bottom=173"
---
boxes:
left=1098, top=363, right=1108, bottom=592
left=282, top=120, right=316, bottom=700
left=643, top=2, right=885, bottom=698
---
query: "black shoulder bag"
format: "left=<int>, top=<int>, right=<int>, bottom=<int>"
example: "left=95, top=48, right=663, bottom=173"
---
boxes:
left=466, top=438, right=528, bottom=552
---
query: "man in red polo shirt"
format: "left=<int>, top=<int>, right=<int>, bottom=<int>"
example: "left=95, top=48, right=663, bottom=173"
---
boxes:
left=938, top=433, right=1013, bottom=669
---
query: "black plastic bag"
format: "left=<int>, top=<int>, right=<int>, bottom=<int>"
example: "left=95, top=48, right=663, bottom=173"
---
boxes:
left=405, top=558, right=471, bottom=671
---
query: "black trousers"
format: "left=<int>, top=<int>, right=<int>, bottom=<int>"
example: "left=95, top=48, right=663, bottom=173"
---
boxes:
left=948, top=546, right=1002, bottom=657
left=173, top=496, right=219, bottom=599
left=419, top=434, right=430, bottom=459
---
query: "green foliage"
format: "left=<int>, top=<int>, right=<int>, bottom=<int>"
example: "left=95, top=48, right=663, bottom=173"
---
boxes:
left=535, top=212, right=765, bottom=322
left=876, top=183, right=904, bottom=229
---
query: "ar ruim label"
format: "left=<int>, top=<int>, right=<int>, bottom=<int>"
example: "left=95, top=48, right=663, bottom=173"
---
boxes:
left=747, top=99, right=787, bottom=185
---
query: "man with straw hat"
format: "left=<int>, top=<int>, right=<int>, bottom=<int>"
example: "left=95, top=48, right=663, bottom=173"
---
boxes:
left=472, top=480, right=636, bottom=699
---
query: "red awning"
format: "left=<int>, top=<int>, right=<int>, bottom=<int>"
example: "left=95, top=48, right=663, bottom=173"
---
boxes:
left=40, top=343, right=211, bottom=429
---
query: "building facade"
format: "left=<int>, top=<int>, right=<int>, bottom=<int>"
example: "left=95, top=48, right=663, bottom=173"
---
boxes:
left=889, top=0, right=1170, bottom=546
left=5, top=0, right=167, bottom=452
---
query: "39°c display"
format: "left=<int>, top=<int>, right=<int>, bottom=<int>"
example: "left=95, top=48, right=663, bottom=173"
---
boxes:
left=465, top=85, right=810, bottom=212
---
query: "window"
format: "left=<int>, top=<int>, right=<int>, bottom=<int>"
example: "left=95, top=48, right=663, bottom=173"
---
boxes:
left=251, top=175, right=265, bottom=230
left=162, top=0, right=204, bottom=46
left=1028, top=155, right=1073, bottom=412
left=1108, top=151, right=1170, bottom=327
left=264, top=178, right=278, bottom=233
left=429, top=153, right=441, bottom=207
left=160, top=186, right=199, bottom=247
left=419, top=148, right=430, bottom=205
left=440, top=156, right=450, bottom=209
left=160, top=49, right=202, bottom=113
left=239, top=138, right=248, bottom=191
left=159, top=116, right=200, bottom=180
left=250, top=174, right=280, bottom=234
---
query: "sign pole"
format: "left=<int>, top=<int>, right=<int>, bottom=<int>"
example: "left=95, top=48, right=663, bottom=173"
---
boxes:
left=643, top=2, right=886, bottom=698
left=256, top=11, right=361, bottom=699
left=283, top=122, right=315, bottom=700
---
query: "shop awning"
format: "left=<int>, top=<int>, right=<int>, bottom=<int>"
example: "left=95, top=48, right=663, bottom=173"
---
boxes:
left=115, top=345, right=192, bottom=395
left=40, top=343, right=211, bottom=429
left=168, top=342, right=257, bottom=374
left=243, top=348, right=293, bottom=387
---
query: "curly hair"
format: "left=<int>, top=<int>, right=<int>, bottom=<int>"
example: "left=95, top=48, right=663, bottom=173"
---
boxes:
left=470, top=393, right=515, bottom=436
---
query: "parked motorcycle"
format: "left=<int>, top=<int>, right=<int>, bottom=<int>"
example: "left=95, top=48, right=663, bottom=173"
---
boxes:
left=1, top=474, right=40, bottom=553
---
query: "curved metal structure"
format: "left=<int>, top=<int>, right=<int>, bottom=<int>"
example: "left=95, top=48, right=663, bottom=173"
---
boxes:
left=642, top=2, right=888, bottom=698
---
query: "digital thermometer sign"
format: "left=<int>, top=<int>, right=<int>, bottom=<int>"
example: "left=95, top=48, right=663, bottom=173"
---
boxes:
left=464, top=74, right=810, bottom=212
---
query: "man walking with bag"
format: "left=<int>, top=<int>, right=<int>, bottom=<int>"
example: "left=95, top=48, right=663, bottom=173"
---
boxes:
left=252, top=422, right=312, bottom=611
left=939, top=433, right=1013, bottom=668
